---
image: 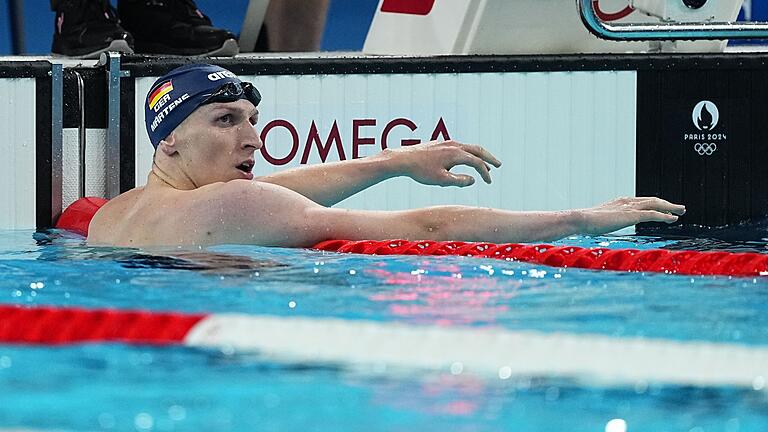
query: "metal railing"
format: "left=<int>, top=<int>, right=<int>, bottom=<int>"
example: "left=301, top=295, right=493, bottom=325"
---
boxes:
left=577, top=0, right=768, bottom=40
left=73, top=70, right=86, bottom=200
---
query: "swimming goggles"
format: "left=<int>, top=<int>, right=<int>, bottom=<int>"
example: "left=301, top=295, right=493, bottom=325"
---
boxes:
left=202, top=81, right=262, bottom=107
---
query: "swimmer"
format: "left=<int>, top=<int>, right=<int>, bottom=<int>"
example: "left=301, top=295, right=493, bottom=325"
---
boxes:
left=88, top=64, right=686, bottom=248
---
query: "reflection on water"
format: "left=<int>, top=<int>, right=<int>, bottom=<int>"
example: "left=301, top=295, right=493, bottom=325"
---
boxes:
left=31, top=230, right=287, bottom=276
left=116, top=252, right=286, bottom=275
left=366, top=265, right=518, bottom=326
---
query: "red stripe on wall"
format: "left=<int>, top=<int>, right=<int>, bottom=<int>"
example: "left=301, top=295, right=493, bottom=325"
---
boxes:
left=381, top=0, right=435, bottom=15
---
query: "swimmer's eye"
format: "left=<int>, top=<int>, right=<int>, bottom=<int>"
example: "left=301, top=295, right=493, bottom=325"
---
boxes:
left=249, top=116, right=258, bottom=126
left=218, top=114, right=234, bottom=124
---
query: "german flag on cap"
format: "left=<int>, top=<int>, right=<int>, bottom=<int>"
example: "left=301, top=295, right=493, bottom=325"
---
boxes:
left=148, top=81, right=174, bottom=110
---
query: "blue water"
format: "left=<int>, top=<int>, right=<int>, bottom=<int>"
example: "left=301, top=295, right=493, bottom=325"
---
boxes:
left=1, top=230, right=767, bottom=431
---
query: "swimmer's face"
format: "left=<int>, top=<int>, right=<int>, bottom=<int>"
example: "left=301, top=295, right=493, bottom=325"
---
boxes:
left=170, top=99, right=262, bottom=186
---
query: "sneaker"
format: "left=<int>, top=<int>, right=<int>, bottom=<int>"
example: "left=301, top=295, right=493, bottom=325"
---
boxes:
left=118, top=0, right=239, bottom=56
left=51, top=0, right=134, bottom=58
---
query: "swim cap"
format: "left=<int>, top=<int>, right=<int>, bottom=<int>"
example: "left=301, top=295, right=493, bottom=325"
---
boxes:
left=144, top=64, right=261, bottom=148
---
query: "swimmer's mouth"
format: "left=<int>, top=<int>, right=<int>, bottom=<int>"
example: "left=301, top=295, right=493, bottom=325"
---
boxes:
left=236, top=160, right=254, bottom=174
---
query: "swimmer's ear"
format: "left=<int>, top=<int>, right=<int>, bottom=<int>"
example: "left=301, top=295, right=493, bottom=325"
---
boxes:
left=158, top=132, right=179, bottom=156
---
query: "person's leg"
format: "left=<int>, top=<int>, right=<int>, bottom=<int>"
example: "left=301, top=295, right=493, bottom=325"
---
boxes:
left=117, top=0, right=239, bottom=56
left=51, top=0, right=133, bottom=58
left=263, top=0, right=330, bottom=51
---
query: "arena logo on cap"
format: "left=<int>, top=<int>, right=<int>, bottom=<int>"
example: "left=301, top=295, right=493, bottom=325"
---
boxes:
left=208, top=71, right=237, bottom=82
left=149, top=81, right=174, bottom=111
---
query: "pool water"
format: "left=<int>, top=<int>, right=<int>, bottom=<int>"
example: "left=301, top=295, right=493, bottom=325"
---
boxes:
left=0, top=229, right=767, bottom=431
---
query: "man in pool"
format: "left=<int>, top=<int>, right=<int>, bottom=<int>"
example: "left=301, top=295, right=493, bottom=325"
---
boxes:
left=88, top=64, right=686, bottom=247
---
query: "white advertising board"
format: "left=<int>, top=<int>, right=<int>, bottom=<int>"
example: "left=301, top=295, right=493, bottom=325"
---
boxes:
left=136, top=71, right=637, bottom=212
left=0, top=78, right=36, bottom=230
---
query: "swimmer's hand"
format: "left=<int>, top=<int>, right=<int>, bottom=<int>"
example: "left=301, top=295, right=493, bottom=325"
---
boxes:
left=388, top=140, right=502, bottom=187
left=578, top=197, right=686, bottom=235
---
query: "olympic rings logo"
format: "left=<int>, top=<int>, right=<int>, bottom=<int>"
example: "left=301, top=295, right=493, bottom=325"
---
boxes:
left=694, top=142, right=717, bottom=156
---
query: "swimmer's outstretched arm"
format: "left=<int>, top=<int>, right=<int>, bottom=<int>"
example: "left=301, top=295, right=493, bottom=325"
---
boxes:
left=213, top=181, right=685, bottom=248
left=256, top=140, right=501, bottom=207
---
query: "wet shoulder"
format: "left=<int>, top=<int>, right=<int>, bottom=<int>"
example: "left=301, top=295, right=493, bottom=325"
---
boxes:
left=87, top=188, right=143, bottom=242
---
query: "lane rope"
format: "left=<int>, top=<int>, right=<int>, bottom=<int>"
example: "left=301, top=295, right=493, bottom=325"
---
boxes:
left=1, top=304, right=767, bottom=388
left=314, top=239, right=768, bottom=278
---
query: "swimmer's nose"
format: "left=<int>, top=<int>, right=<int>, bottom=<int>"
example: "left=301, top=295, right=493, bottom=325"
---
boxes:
left=241, top=123, right=263, bottom=150
left=254, top=129, right=264, bottom=150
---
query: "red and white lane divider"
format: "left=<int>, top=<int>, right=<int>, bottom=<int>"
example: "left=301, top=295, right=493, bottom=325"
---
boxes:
left=1, top=305, right=767, bottom=389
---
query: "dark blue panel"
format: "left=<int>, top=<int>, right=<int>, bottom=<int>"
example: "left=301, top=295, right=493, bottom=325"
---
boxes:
left=735, top=1, right=767, bottom=44
left=748, top=0, right=768, bottom=19
left=0, top=0, right=11, bottom=54
left=322, top=0, right=379, bottom=51
left=738, top=0, right=766, bottom=21
left=23, top=0, right=54, bottom=54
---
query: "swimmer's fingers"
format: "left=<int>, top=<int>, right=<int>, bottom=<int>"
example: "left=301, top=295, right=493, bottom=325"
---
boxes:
left=583, top=203, right=680, bottom=235
left=634, top=197, right=687, bottom=216
left=452, top=153, right=493, bottom=184
left=637, top=210, right=679, bottom=224
left=444, top=172, right=475, bottom=187
left=457, top=143, right=502, bottom=168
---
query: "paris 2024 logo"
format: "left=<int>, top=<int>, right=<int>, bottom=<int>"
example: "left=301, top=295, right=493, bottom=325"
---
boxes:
left=684, top=101, right=726, bottom=156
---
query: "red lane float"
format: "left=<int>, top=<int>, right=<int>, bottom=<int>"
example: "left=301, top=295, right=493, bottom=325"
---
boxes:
left=55, top=197, right=108, bottom=236
left=57, top=197, right=768, bottom=278
left=0, top=304, right=204, bottom=345
left=314, top=239, right=768, bottom=278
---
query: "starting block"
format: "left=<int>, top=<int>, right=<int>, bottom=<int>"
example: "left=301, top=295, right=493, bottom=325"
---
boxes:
left=363, top=0, right=745, bottom=55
